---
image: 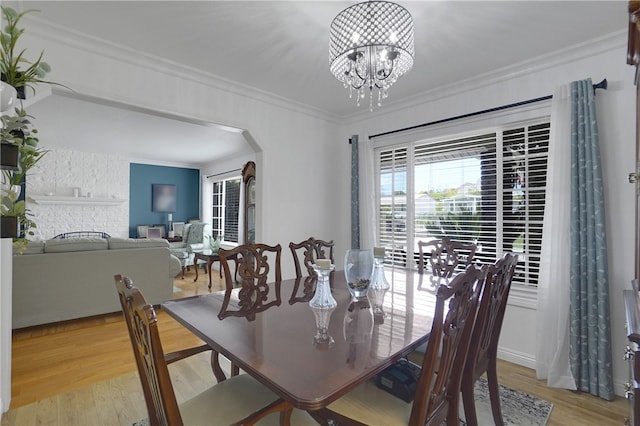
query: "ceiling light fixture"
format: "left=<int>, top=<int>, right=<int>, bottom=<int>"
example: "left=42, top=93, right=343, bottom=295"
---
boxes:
left=329, top=1, right=414, bottom=111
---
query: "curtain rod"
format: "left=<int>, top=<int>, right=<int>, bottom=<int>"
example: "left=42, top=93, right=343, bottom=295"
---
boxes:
left=368, top=78, right=608, bottom=140
left=206, top=168, right=241, bottom=179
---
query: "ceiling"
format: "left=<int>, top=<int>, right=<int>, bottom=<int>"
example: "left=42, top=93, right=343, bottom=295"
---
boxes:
left=8, top=1, right=630, bottom=166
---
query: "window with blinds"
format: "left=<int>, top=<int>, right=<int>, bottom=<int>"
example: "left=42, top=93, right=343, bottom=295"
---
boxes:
left=211, top=177, right=241, bottom=244
left=377, top=119, right=550, bottom=287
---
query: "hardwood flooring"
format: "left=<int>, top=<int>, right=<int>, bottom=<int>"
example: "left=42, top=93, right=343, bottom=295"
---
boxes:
left=1, top=267, right=630, bottom=425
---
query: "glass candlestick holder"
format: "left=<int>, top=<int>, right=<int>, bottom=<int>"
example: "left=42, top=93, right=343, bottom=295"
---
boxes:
left=309, top=261, right=337, bottom=347
left=370, top=247, right=390, bottom=320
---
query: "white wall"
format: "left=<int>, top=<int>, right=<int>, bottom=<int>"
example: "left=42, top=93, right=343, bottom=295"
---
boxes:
left=20, top=18, right=346, bottom=277
left=27, top=149, right=130, bottom=239
left=341, top=32, right=635, bottom=395
left=0, top=239, right=12, bottom=412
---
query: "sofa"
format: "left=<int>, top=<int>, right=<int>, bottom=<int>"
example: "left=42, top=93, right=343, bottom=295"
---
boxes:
left=12, top=237, right=182, bottom=329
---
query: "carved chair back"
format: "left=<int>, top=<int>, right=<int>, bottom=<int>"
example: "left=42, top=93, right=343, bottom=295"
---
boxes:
left=410, top=265, right=486, bottom=426
left=218, top=243, right=283, bottom=321
left=462, top=252, right=519, bottom=426
left=114, top=274, right=182, bottom=426
left=417, top=237, right=477, bottom=278
left=288, top=237, right=335, bottom=278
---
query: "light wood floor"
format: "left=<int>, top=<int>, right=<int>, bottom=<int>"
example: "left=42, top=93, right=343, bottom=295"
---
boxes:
left=1, top=268, right=630, bottom=425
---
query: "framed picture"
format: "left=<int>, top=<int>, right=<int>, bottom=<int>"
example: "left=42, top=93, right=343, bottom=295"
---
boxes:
left=172, top=221, right=185, bottom=237
left=147, top=226, right=164, bottom=239
left=136, top=224, right=149, bottom=238
left=152, top=184, right=176, bottom=212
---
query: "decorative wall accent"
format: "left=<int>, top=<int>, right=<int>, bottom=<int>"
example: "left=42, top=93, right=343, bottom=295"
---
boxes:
left=152, top=184, right=176, bottom=212
left=27, top=149, right=130, bottom=239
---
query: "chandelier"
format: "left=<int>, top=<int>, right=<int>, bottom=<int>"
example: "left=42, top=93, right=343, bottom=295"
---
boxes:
left=329, top=1, right=414, bottom=110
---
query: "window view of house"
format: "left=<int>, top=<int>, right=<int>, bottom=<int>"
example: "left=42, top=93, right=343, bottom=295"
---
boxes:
left=377, top=120, right=550, bottom=287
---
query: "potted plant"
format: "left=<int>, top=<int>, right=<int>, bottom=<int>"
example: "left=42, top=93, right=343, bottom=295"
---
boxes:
left=1, top=107, right=45, bottom=250
left=0, top=6, right=63, bottom=99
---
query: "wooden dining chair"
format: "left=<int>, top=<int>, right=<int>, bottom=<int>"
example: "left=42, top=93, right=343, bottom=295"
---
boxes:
left=461, top=252, right=519, bottom=426
left=314, top=264, right=486, bottom=426
left=417, top=237, right=477, bottom=277
left=113, top=274, right=303, bottom=426
left=288, top=237, right=334, bottom=278
left=218, top=243, right=283, bottom=321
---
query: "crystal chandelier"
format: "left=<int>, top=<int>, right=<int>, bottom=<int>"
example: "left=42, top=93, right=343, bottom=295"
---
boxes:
left=329, top=1, right=414, bottom=110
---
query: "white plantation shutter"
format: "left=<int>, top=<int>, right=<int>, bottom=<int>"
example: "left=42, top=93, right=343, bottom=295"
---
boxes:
left=378, top=147, right=408, bottom=266
left=210, top=176, right=241, bottom=244
left=224, top=179, right=240, bottom=243
left=375, top=119, right=550, bottom=287
left=501, top=123, right=550, bottom=287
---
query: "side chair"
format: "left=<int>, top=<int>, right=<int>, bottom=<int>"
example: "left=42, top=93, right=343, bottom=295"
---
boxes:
left=114, top=274, right=300, bottom=426
left=289, top=237, right=335, bottom=278
left=218, top=243, right=283, bottom=321
left=315, top=264, right=486, bottom=426
left=288, top=237, right=334, bottom=305
left=417, top=237, right=477, bottom=277
left=461, top=252, right=519, bottom=426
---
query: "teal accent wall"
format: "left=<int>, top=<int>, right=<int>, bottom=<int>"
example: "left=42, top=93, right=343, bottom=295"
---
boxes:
left=129, top=163, right=200, bottom=237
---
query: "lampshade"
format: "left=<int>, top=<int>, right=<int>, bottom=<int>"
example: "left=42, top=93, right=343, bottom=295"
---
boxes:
left=329, top=1, right=414, bottom=110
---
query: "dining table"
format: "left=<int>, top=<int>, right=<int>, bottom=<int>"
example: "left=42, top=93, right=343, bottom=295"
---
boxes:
left=161, top=266, right=447, bottom=416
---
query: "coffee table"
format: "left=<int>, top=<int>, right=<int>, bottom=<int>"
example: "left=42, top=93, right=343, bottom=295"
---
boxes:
left=193, top=251, right=239, bottom=289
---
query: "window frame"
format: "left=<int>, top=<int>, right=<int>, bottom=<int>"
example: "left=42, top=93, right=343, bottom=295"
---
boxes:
left=210, top=175, right=241, bottom=246
left=372, top=112, right=551, bottom=309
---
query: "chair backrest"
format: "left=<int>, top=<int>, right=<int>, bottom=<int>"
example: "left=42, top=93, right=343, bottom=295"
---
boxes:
left=114, top=274, right=182, bottom=426
left=465, top=252, right=519, bottom=381
left=218, top=243, right=283, bottom=321
left=183, top=222, right=209, bottom=246
left=288, top=237, right=335, bottom=278
left=410, top=265, right=486, bottom=425
left=417, top=237, right=477, bottom=278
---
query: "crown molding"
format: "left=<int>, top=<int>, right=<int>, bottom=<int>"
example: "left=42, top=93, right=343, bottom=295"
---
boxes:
left=348, top=29, right=627, bottom=124
left=23, top=16, right=341, bottom=124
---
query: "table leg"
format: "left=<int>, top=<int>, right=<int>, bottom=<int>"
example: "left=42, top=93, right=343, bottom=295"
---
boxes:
left=207, top=258, right=214, bottom=289
left=193, top=256, right=200, bottom=282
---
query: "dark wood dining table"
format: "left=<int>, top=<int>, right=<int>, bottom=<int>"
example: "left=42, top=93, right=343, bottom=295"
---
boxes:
left=161, top=267, right=446, bottom=414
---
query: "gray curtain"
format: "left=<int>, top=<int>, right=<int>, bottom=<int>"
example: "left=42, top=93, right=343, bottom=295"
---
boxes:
left=351, top=135, right=360, bottom=249
left=569, top=78, right=613, bottom=400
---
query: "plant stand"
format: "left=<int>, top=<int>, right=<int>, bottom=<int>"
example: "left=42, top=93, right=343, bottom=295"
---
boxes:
left=0, top=216, right=17, bottom=239
left=0, top=142, right=19, bottom=170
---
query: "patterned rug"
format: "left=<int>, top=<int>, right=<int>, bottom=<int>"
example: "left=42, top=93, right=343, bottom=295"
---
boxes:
left=459, top=377, right=553, bottom=426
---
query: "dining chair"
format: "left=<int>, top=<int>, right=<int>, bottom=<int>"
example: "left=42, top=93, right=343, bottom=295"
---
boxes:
left=315, top=264, right=486, bottom=426
left=461, top=252, right=519, bottom=426
left=218, top=243, right=283, bottom=321
left=417, top=237, right=477, bottom=277
left=288, top=237, right=335, bottom=278
left=114, top=274, right=303, bottom=426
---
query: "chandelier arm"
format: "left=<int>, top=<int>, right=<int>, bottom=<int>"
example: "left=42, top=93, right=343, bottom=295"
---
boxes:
left=375, top=59, right=395, bottom=83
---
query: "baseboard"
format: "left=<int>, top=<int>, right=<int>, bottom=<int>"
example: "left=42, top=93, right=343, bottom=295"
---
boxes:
left=497, top=346, right=536, bottom=370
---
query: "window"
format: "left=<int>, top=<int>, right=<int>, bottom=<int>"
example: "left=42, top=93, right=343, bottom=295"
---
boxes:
left=377, top=119, right=550, bottom=288
left=211, top=177, right=241, bottom=244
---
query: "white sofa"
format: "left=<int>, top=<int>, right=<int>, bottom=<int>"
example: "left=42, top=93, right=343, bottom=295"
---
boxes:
left=12, top=237, right=182, bottom=329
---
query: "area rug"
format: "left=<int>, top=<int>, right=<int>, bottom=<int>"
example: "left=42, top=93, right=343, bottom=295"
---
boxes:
left=459, top=377, right=553, bottom=426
